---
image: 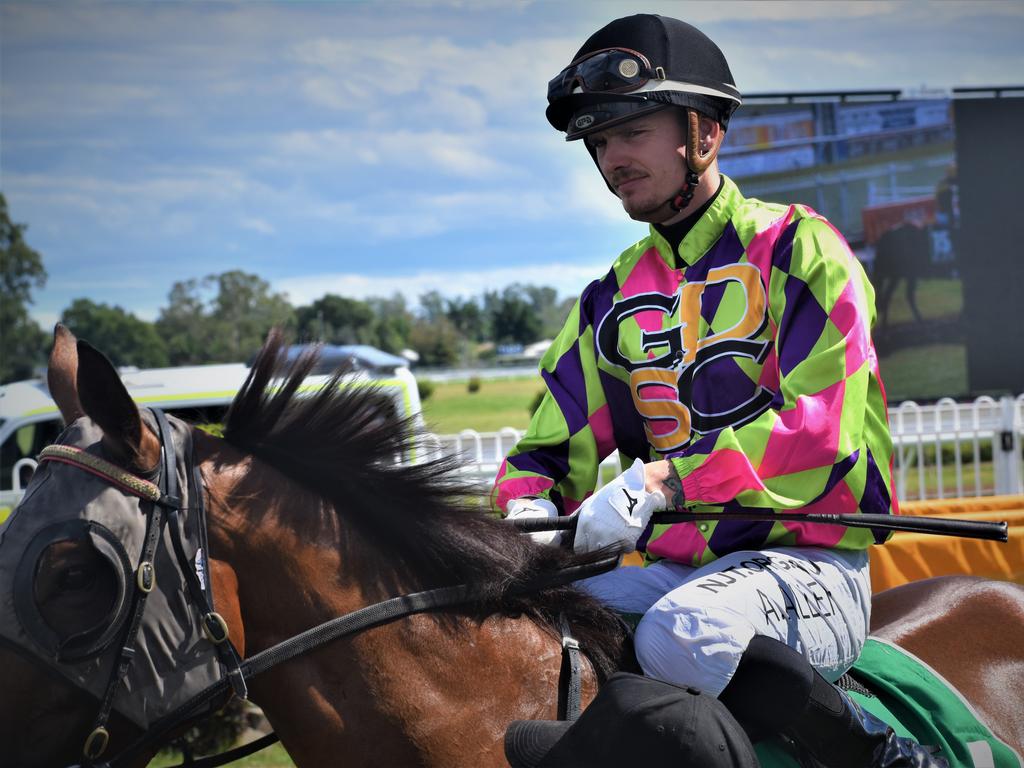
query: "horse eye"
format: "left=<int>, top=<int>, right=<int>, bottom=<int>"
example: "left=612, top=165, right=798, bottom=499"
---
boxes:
left=58, top=565, right=96, bottom=592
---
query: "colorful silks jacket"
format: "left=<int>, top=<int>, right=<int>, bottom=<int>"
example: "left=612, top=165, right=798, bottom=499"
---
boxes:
left=493, top=176, right=896, bottom=566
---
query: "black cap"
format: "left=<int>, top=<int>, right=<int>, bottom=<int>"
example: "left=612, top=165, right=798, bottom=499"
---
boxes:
left=504, top=673, right=760, bottom=768
left=546, top=14, right=741, bottom=139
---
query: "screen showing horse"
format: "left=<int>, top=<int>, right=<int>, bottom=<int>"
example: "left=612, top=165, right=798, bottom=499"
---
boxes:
left=718, top=89, right=1023, bottom=403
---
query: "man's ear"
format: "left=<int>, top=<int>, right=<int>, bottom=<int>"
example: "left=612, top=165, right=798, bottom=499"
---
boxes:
left=698, top=115, right=722, bottom=152
left=684, top=111, right=724, bottom=173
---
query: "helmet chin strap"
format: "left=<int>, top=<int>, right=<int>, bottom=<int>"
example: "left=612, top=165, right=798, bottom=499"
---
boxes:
left=667, top=109, right=723, bottom=214
left=669, top=168, right=702, bottom=212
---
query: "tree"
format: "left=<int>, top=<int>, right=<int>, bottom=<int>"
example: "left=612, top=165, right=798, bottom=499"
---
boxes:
left=211, top=270, right=295, bottom=361
left=295, top=294, right=375, bottom=345
left=157, top=278, right=216, bottom=365
left=444, top=296, right=487, bottom=342
left=408, top=316, right=460, bottom=367
left=365, top=293, right=412, bottom=353
left=418, top=290, right=448, bottom=325
left=483, top=284, right=543, bottom=345
left=61, top=299, right=169, bottom=368
left=0, top=194, right=49, bottom=383
left=523, top=284, right=573, bottom=339
left=156, top=270, right=295, bottom=365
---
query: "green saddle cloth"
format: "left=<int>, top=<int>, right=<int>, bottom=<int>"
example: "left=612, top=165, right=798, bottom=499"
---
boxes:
left=756, top=637, right=1021, bottom=768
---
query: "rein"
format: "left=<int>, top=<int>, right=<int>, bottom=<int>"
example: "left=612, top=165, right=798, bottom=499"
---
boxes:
left=42, top=413, right=616, bottom=768
left=107, top=573, right=602, bottom=768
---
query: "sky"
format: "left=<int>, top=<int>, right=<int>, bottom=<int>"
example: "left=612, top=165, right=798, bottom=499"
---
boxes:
left=3, top=0, right=1023, bottom=328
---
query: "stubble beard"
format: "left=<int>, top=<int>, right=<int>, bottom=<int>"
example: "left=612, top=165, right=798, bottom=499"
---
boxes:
left=621, top=193, right=677, bottom=224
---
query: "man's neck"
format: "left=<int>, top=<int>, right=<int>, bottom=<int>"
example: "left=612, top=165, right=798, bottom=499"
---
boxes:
left=653, top=175, right=724, bottom=260
left=659, top=167, right=721, bottom=227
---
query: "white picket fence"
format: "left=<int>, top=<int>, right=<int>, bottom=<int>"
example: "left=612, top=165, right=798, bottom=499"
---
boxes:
left=422, top=395, right=1024, bottom=502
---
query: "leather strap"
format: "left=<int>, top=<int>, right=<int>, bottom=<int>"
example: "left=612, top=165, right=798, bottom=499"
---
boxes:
left=558, top=614, right=583, bottom=722
left=97, top=554, right=621, bottom=768
left=81, top=409, right=180, bottom=764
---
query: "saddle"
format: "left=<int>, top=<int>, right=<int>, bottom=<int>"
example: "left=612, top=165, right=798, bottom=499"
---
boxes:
left=755, top=638, right=1019, bottom=768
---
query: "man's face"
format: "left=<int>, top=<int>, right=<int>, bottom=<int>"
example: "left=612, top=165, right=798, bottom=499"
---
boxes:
left=587, top=109, right=687, bottom=223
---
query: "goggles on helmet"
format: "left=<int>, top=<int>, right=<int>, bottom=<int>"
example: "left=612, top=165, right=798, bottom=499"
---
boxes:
left=547, top=48, right=662, bottom=104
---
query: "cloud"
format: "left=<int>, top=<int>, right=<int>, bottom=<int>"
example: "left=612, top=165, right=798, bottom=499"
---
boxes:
left=275, top=261, right=608, bottom=307
left=652, top=0, right=1023, bottom=24
left=241, top=217, right=276, bottom=235
left=5, top=168, right=272, bottom=242
left=3, top=134, right=606, bottom=258
left=270, top=128, right=523, bottom=180
left=290, top=33, right=569, bottom=127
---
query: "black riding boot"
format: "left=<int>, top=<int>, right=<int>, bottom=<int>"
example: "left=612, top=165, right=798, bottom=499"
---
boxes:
left=785, top=671, right=948, bottom=768
left=719, top=635, right=948, bottom=768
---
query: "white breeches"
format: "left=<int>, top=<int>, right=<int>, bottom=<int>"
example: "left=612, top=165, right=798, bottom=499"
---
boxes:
left=580, top=547, right=872, bottom=697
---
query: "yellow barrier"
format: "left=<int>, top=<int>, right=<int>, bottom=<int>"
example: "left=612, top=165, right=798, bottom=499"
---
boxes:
left=870, top=496, right=1024, bottom=592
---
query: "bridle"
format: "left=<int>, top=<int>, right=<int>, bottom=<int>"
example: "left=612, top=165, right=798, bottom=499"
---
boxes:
left=33, top=409, right=616, bottom=768
left=34, top=408, right=246, bottom=767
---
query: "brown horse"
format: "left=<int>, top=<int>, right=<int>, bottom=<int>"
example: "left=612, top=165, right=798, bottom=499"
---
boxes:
left=0, top=327, right=1022, bottom=768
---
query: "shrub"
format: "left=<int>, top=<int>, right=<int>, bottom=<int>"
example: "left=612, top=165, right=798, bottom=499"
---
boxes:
left=467, top=376, right=482, bottom=394
left=417, top=378, right=435, bottom=401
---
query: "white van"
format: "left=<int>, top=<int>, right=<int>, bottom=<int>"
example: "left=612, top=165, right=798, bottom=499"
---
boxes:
left=0, top=353, right=423, bottom=522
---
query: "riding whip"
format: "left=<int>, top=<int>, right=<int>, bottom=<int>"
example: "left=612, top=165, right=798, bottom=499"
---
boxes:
left=510, top=511, right=1009, bottom=542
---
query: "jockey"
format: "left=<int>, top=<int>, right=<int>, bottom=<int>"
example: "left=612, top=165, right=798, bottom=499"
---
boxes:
left=495, top=14, right=947, bottom=768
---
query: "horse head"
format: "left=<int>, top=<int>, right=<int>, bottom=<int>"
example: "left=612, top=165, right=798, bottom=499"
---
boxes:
left=0, top=325, right=222, bottom=767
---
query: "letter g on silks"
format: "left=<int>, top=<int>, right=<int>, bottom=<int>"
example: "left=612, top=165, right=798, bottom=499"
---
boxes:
left=574, top=459, right=666, bottom=554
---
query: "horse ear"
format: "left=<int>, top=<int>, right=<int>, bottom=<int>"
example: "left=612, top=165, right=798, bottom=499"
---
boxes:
left=75, top=340, right=161, bottom=471
left=47, top=324, right=85, bottom=425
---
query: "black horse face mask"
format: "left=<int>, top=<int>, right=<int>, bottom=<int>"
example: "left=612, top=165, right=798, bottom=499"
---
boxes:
left=0, top=413, right=223, bottom=730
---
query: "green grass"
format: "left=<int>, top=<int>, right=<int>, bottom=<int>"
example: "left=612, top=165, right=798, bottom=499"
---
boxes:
left=878, top=278, right=962, bottom=326
left=150, top=742, right=295, bottom=767
left=898, top=460, right=995, bottom=500
left=420, top=376, right=543, bottom=433
left=877, top=343, right=967, bottom=403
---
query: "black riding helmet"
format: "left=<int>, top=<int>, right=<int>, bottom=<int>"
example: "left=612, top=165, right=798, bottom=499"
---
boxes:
left=547, top=14, right=742, bottom=211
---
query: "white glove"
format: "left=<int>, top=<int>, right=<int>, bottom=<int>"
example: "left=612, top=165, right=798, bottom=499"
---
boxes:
left=574, top=459, right=666, bottom=554
left=506, top=497, right=562, bottom=546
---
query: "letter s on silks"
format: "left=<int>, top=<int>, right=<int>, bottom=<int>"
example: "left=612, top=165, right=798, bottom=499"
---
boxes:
left=575, top=459, right=666, bottom=554
left=507, top=497, right=562, bottom=546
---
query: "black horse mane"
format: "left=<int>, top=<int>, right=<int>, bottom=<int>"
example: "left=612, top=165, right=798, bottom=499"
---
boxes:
left=221, top=332, right=632, bottom=679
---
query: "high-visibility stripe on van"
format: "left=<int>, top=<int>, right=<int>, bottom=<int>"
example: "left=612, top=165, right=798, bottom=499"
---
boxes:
left=0, top=358, right=423, bottom=515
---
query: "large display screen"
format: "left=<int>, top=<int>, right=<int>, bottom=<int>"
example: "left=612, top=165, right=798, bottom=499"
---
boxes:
left=717, top=89, right=1022, bottom=403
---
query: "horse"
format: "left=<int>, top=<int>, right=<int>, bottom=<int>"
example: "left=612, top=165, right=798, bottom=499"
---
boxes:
left=1, top=326, right=1022, bottom=768
left=872, top=221, right=934, bottom=329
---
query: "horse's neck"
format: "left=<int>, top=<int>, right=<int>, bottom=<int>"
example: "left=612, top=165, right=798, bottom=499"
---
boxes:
left=197, top=437, right=579, bottom=767
left=199, top=440, right=371, bottom=643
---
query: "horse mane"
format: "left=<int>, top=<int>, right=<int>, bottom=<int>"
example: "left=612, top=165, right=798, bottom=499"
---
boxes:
left=221, top=332, right=632, bottom=679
